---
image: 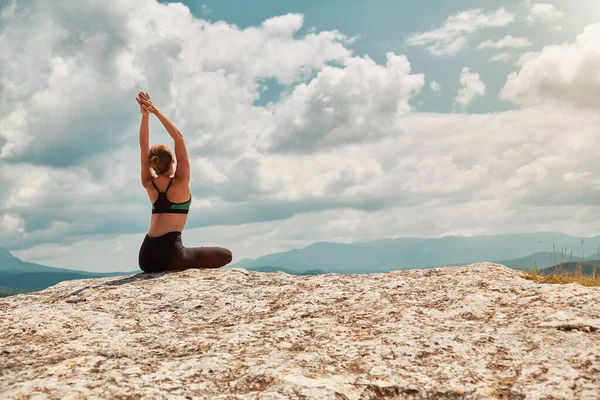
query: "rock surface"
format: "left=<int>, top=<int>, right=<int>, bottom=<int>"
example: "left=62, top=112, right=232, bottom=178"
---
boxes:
left=1, top=262, right=599, bottom=399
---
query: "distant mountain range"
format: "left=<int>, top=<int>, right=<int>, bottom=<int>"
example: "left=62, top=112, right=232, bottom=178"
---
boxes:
left=0, top=247, right=136, bottom=297
left=539, top=261, right=600, bottom=277
left=229, top=232, right=600, bottom=275
left=493, top=251, right=591, bottom=271
left=2, top=231, right=599, bottom=296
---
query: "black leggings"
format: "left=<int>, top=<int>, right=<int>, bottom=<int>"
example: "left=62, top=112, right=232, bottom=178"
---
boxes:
left=138, top=231, right=232, bottom=273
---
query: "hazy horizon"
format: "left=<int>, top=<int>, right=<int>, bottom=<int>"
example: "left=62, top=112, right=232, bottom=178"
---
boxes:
left=5, top=230, right=599, bottom=273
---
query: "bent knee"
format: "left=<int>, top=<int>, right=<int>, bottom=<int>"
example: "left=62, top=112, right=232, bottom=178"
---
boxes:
left=222, top=248, right=233, bottom=265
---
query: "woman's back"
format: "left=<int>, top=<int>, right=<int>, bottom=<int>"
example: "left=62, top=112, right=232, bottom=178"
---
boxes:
left=146, top=175, right=191, bottom=237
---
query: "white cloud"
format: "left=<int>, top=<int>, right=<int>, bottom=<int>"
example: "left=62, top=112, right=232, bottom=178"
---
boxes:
left=491, top=53, right=512, bottom=62
left=407, top=8, right=515, bottom=56
left=0, top=0, right=17, bottom=20
left=257, top=152, right=384, bottom=201
left=514, top=51, right=539, bottom=67
left=261, top=13, right=304, bottom=37
left=501, top=23, right=600, bottom=110
left=478, top=35, right=532, bottom=49
left=257, top=52, right=425, bottom=153
left=456, top=68, right=486, bottom=106
left=430, top=81, right=442, bottom=93
left=200, top=4, right=211, bottom=15
left=0, top=3, right=352, bottom=164
left=189, top=14, right=353, bottom=84
left=0, top=214, right=24, bottom=238
left=193, top=159, right=228, bottom=184
left=527, top=3, right=564, bottom=24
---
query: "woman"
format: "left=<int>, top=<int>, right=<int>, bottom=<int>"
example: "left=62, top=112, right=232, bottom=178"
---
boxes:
left=136, top=92, right=232, bottom=273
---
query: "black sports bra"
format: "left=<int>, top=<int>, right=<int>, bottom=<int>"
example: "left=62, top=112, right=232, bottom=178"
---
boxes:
left=151, top=178, right=192, bottom=214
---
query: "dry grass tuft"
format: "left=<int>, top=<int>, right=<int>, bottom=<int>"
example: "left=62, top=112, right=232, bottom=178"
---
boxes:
left=521, top=267, right=600, bottom=287
left=521, top=239, right=600, bottom=287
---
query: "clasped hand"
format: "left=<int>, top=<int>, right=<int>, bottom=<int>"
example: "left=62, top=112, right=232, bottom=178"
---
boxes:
left=136, top=92, right=158, bottom=115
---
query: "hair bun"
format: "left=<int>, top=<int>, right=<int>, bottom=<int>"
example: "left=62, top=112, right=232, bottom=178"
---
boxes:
left=148, top=144, right=172, bottom=175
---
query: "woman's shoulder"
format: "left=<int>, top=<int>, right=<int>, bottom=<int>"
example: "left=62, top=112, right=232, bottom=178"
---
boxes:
left=170, top=176, right=191, bottom=195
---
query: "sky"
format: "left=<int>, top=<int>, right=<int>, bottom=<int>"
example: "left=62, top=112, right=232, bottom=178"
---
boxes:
left=1, top=0, right=600, bottom=272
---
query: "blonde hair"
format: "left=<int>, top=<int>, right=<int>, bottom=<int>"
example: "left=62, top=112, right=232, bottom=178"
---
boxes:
left=148, top=144, right=173, bottom=176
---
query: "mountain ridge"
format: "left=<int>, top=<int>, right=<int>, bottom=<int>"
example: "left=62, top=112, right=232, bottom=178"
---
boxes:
left=3, top=231, right=599, bottom=295
left=229, top=232, right=600, bottom=274
left=0, top=247, right=137, bottom=296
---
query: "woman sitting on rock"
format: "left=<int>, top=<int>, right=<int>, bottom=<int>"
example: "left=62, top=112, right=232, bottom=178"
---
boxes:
left=136, top=92, right=232, bottom=273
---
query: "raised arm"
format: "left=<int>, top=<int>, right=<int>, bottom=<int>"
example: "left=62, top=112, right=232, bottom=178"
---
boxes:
left=137, top=97, right=153, bottom=187
left=138, top=93, right=190, bottom=184
left=154, top=109, right=190, bottom=184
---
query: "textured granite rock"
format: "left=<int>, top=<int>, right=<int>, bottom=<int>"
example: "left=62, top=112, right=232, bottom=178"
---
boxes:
left=1, top=262, right=599, bottom=399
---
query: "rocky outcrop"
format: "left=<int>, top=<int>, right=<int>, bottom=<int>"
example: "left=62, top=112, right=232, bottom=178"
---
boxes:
left=1, top=263, right=599, bottom=399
